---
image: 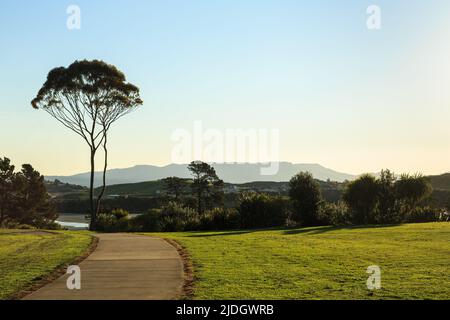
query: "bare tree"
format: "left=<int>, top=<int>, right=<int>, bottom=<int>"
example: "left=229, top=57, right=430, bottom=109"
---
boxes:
left=31, top=60, right=142, bottom=229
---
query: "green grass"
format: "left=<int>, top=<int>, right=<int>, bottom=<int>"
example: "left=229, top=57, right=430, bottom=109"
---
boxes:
left=0, top=230, right=93, bottom=299
left=150, top=223, right=450, bottom=300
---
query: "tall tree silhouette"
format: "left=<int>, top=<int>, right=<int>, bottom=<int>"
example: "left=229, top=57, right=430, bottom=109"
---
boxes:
left=188, top=161, right=224, bottom=214
left=32, top=60, right=142, bottom=229
left=0, top=157, right=16, bottom=225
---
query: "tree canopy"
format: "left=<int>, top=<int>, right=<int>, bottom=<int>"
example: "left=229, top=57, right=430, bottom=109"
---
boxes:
left=188, top=161, right=224, bottom=214
left=31, top=60, right=142, bottom=149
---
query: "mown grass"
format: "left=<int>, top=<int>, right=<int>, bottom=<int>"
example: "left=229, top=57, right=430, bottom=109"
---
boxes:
left=0, top=230, right=93, bottom=299
left=150, top=223, right=450, bottom=300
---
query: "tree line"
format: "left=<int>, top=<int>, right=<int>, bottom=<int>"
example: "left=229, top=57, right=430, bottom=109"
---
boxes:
left=93, top=164, right=449, bottom=232
left=1, top=155, right=448, bottom=231
left=292, top=170, right=448, bottom=227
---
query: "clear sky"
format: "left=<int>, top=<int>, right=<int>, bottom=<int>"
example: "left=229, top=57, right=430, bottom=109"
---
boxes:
left=1, top=0, right=450, bottom=176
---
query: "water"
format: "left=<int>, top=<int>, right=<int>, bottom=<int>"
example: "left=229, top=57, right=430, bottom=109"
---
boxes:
left=56, top=213, right=89, bottom=230
left=56, top=220, right=89, bottom=229
left=55, top=213, right=141, bottom=230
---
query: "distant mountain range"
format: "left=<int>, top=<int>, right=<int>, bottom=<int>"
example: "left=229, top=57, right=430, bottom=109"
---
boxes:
left=46, top=162, right=357, bottom=187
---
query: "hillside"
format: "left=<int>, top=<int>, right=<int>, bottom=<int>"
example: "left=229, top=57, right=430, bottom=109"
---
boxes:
left=428, top=173, right=450, bottom=191
left=94, top=180, right=165, bottom=197
left=45, top=180, right=87, bottom=195
left=48, top=173, right=449, bottom=200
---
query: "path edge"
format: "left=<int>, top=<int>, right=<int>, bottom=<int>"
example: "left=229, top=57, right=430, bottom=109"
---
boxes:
left=12, top=233, right=99, bottom=300
left=163, top=238, right=195, bottom=300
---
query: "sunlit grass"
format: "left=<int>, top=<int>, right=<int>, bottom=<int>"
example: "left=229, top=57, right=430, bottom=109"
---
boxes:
left=0, top=230, right=93, bottom=299
left=150, top=223, right=450, bottom=299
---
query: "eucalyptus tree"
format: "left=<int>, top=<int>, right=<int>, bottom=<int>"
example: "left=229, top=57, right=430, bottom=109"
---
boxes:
left=31, top=60, right=142, bottom=228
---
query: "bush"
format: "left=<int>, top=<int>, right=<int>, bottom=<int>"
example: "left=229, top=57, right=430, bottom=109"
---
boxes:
left=405, top=206, right=442, bottom=223
left=159, top=202, right=199, bottom=232
left=110, top=209, right=129, bottom=220
left=318, top=202, right=352, bottom=226
left=130, top=209, right=162, bottom=232
left=199, top=208, right=240, bottom=230
left=289, top=172, right=322, bottom=226
left=374, top=169, right=404, bottom=224
left=395, top=174, right=432, bottom=210
left=238, top=193, right=288, bottom=229
left=1, top=219, right=36, bottom=230
left=95, top=209, right=131, bottom=232
left=343, top=174, right=379, bottom=225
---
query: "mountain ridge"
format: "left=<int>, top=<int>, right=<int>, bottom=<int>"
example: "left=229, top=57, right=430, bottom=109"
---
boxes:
left=46, top=162, right=357, bottom=187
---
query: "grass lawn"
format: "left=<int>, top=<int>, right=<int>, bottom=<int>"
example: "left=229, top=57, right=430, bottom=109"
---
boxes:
left=0, top=230, right=93, bottom=299
left=150, top=223, right=450, bottom=300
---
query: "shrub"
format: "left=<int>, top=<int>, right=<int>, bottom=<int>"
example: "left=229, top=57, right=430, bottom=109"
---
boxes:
left=238, top=193, right=288, bottom=229
left=395, top=174, right=432, bottom=210
left=95, top=210, right=131, bottom=232
left=110, top=209, right=129, bottom=220
left=289, top=172, right=322, bottom=226
left=405, top=206, right=442, bottom=223
left=130, top=209, right=162, bottom=232
left=200, top=208, right=240, bottom=230
left=159, top=202, right=199, bottom=232
left=343, top=174, right=379, bottom=225
left=2, top=219, right=36, bottom=230
left=374, top=169, right=404, bottom=224
left=318, top=201, right=352, bottom=226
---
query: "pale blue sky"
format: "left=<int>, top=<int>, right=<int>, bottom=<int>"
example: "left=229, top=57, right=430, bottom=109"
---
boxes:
left=1, top=0, right=450, bottom=175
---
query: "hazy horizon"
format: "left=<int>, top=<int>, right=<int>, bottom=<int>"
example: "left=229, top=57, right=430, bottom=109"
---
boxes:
left=1, top=1, right=450, bottom=176
left=44, top=161, right=448, bottom=178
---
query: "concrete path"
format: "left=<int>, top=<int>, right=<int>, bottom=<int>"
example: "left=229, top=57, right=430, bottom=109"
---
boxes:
left=24, top=234, right=184, bottom=300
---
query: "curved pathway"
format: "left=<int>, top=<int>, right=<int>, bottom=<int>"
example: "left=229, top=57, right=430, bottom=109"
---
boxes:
left=24, top=233, right=184, bottom=300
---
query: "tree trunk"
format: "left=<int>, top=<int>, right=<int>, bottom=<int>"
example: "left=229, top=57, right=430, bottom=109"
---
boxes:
left=95, top=135, right=108, bottom=218
left=89, top=149, right=96, bottom=230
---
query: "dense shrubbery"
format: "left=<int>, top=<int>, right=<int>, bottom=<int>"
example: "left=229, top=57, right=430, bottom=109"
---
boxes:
left=128, top=205, right=241, bottom=232
left=200, top=208, right=240, bottom=231
left=129, top=209, right=162, bottom=232
left=238, top=192, right=288, bottom=229
left=124, top=193, right=290, bottom=232
left=339, top=170, right=445, bottom=226
left=404, top=206, right=444, bottom=223
left=96, top=204, right=203, bottom=233
left=159, top=202, right=199, bottom=232
left=95, top=209, right=131, bottom=232
left=318, top=202, right=352, bottom=226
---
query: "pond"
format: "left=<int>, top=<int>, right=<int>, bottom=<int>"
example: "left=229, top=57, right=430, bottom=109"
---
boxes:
left=55, top=213, right=141, bottom=230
